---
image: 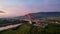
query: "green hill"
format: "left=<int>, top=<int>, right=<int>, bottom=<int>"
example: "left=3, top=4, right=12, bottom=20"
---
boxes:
left=0, top=24, right=60, bottom=34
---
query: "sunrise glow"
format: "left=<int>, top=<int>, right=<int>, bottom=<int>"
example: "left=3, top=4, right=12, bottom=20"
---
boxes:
left=0, top=0, right=60, bottom=18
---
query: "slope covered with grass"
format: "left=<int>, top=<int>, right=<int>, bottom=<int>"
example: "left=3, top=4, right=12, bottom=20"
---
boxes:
left=0, top=24, right=60, bottom=34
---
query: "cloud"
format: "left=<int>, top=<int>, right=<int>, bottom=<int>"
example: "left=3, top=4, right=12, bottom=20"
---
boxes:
left=0, top=0, right=60, bottom=18
left=0, top=11, right=5, bottom=13
left=0, top=5, right=30, bottom=17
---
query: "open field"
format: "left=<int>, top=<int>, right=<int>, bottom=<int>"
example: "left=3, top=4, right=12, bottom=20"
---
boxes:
left=0, top=18, right=60, bottom=34
left=0, top=23, right=60, bottom=34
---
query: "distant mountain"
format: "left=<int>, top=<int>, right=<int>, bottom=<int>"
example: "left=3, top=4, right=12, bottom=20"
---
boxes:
left=30, top=12, right=60, bottom=18
left=15, top=12, right=60, bottom=19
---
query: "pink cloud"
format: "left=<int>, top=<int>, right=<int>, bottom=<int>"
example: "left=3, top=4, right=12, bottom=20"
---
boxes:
left=0, top=4, right=41, bottom=17
left=0, top=5, right=30, bottom=17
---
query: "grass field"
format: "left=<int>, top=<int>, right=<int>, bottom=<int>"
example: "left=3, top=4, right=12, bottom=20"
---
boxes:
left=0, top=23, right=60, bottom=34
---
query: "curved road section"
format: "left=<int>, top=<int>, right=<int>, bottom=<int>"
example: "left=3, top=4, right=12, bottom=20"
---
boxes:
left=0, top=23, right=22, bottom=31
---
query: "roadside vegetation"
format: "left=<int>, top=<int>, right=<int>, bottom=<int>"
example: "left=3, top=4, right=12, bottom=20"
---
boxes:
left=0, top=23, right=60, bottom=34
left=0, top=18, right=60, bottom=34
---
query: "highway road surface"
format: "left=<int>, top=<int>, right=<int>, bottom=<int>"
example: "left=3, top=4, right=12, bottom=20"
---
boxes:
left=0, top=23, right=22, bottom=31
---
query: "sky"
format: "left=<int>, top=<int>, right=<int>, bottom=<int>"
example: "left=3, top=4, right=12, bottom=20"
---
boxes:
left=0, top=0, right=60, bottom=18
